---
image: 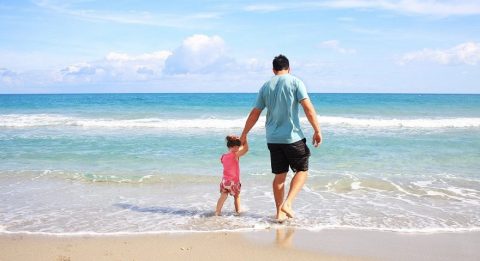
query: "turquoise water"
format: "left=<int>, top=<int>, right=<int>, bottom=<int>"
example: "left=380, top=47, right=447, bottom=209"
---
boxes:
left=1, top=93, right=479, bottom=234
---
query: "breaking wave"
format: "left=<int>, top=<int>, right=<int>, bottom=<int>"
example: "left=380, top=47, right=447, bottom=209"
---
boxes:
left=1, top=114, right=480, bottom=129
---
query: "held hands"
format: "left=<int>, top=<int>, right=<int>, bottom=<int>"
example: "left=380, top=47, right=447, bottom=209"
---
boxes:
left=240, top=134, right=247, bottom=145
left=312, top=131, right=322, bottom=147
left=236, top=134, right=249, bottom=157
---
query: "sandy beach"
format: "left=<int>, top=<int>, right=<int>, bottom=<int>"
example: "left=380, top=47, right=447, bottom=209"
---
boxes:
left=1, top=229, right=478, bottom=261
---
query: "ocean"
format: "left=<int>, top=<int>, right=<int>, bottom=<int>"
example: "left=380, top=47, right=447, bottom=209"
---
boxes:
left=0, top=93, right=479, bottom=235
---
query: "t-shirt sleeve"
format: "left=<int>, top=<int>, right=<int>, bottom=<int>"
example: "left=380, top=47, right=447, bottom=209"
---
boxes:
left=254, top=86, right=266, bottom=110
left=296, top=79, right=309, bottom=102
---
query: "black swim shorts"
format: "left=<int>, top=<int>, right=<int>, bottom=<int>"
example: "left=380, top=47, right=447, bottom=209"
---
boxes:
left=267, top=138, right=311, bottom=174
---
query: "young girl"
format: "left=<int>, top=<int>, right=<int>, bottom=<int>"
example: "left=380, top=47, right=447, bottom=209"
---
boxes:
left=215, top=135, right=248, bottom=216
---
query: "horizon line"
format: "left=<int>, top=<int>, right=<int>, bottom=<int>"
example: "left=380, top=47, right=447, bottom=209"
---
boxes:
left=0, top=92, right=479, bottom=95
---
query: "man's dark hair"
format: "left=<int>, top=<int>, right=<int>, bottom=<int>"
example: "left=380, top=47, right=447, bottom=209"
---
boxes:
left=272, top=54, right=289, bottom=71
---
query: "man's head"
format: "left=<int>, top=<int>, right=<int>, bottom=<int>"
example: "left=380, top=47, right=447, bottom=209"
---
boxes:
left=272, top=54, right=290, bottom=71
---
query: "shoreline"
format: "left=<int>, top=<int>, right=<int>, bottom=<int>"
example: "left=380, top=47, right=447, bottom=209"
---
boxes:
left=1, top=229, right=478, bottom=261
left=1, top=225, right=480, bottom=236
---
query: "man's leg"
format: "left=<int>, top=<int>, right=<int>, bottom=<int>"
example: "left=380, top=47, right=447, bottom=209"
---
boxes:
left=281, top=170, right=308, bottom=218
left=273, top=173, right=287, bottom=220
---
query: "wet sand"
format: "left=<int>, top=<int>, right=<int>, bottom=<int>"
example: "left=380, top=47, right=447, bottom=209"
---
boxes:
left=0, top=229, right=478, bottom=261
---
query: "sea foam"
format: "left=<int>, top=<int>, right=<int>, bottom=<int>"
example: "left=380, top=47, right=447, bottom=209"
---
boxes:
left=1, top=114, right=479, bottom=129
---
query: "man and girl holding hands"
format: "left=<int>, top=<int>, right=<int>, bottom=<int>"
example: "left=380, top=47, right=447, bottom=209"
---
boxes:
left=216, top=55, right=322, bottom=222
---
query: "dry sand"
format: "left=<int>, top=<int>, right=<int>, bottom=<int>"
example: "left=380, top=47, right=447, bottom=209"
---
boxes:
left=0, top=229, right=478, bottom=261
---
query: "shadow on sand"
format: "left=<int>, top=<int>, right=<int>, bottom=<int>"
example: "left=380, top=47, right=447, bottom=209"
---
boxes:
left=113, top=203, right=267, bottom=220
left=113, top=203, right=209, bottom=216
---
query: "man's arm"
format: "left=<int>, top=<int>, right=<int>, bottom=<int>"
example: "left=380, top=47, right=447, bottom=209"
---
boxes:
left=235, top=139, right=249, bottom=158
left=240, top=108, right=262, bottom=144
left=300, top=98, right=322, bottom=147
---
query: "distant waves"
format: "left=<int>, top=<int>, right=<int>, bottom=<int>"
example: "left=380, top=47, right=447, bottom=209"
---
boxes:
left=1, top=114, right=480, bottom=129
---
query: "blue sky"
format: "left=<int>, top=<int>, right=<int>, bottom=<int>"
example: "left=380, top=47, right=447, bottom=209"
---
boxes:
left=1, top=0, right=479, bottom=93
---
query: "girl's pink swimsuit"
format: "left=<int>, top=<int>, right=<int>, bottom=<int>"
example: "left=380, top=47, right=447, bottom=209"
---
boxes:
left=220, top=152, right=241, bottom=196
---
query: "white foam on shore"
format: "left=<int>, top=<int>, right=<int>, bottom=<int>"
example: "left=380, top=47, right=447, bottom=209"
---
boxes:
left=1, top=225, right=479, bottom=237
left=306, top=225, right=480, bottom=234
left=1, top=171, right=479, bottom=237
left=0, top=227, right=269, bottom=237
left=1, top=114, right=480, bottom=129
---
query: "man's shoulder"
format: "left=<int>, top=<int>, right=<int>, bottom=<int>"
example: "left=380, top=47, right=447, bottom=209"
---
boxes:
left=261, top=80, right=271, bottom=87
left=280, top=74, right=304, bottom=89
left=261, top=74, right=304, bottom=90
left=287, top=74, right=304, bottom=83
left=259, top=78, right=275, bottom=91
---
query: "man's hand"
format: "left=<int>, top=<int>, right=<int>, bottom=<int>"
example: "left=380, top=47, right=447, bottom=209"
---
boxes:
left=300, top=98, right=322, bottom=148
left=240, top=134, right=247, bottom=145
left=312, top=131, right=322, bottom=147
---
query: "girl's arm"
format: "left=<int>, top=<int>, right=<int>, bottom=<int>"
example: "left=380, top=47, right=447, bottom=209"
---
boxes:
left=235, top=140, right=249, bottom=158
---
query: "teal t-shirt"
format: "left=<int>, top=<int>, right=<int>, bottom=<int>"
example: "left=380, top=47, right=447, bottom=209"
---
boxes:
left=254, top=74, right=309, bottom=144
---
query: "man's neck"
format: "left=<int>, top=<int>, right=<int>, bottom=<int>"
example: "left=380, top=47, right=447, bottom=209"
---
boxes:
left=274, top=69, right=289, bottom=76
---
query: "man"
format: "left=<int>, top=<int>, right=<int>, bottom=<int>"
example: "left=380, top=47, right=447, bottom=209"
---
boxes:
left=240, top=54, right=322, bottom=221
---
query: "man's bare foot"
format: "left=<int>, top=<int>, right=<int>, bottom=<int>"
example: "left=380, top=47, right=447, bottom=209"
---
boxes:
left=275, top=210, right=287, bottom=222
left=281, top=203, right=294, bottom=218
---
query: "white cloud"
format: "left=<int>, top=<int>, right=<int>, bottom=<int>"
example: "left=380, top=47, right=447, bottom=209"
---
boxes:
left=56, top=50, right=172, bottom=82
left=399, top=42, right=480, bottom=65
left=33, top=0, right=221, bottom=28
left=244, top=4, right=285, bottom=12
left=244, top=1, right=480, bottom=16
left=0, top=68, right=18, bottom=85
left=60, top=63, right=98, bottom=75
left=320, top=40, right=356, bottom=54
left=11, top=34, right=270, bottom=91
left=56, top=62, right=103, bottom=83
left=53, top=34, right=264, bottom=84
left=337, top=16, right=356, bottom=22
left=163, top=34, right=234, bottom=74
left=106, top=51, right=172, bottom=80
left=105, top=51, right=170, bottom=62
left=380, top=0, right=480, bottom=16
left=243, top=58, right=270, bottom=72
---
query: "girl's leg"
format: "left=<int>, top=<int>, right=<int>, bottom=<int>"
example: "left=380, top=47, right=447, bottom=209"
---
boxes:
left=215, top=192, right=229, bottom=216
left=234, top=194, right=241, bottom=214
